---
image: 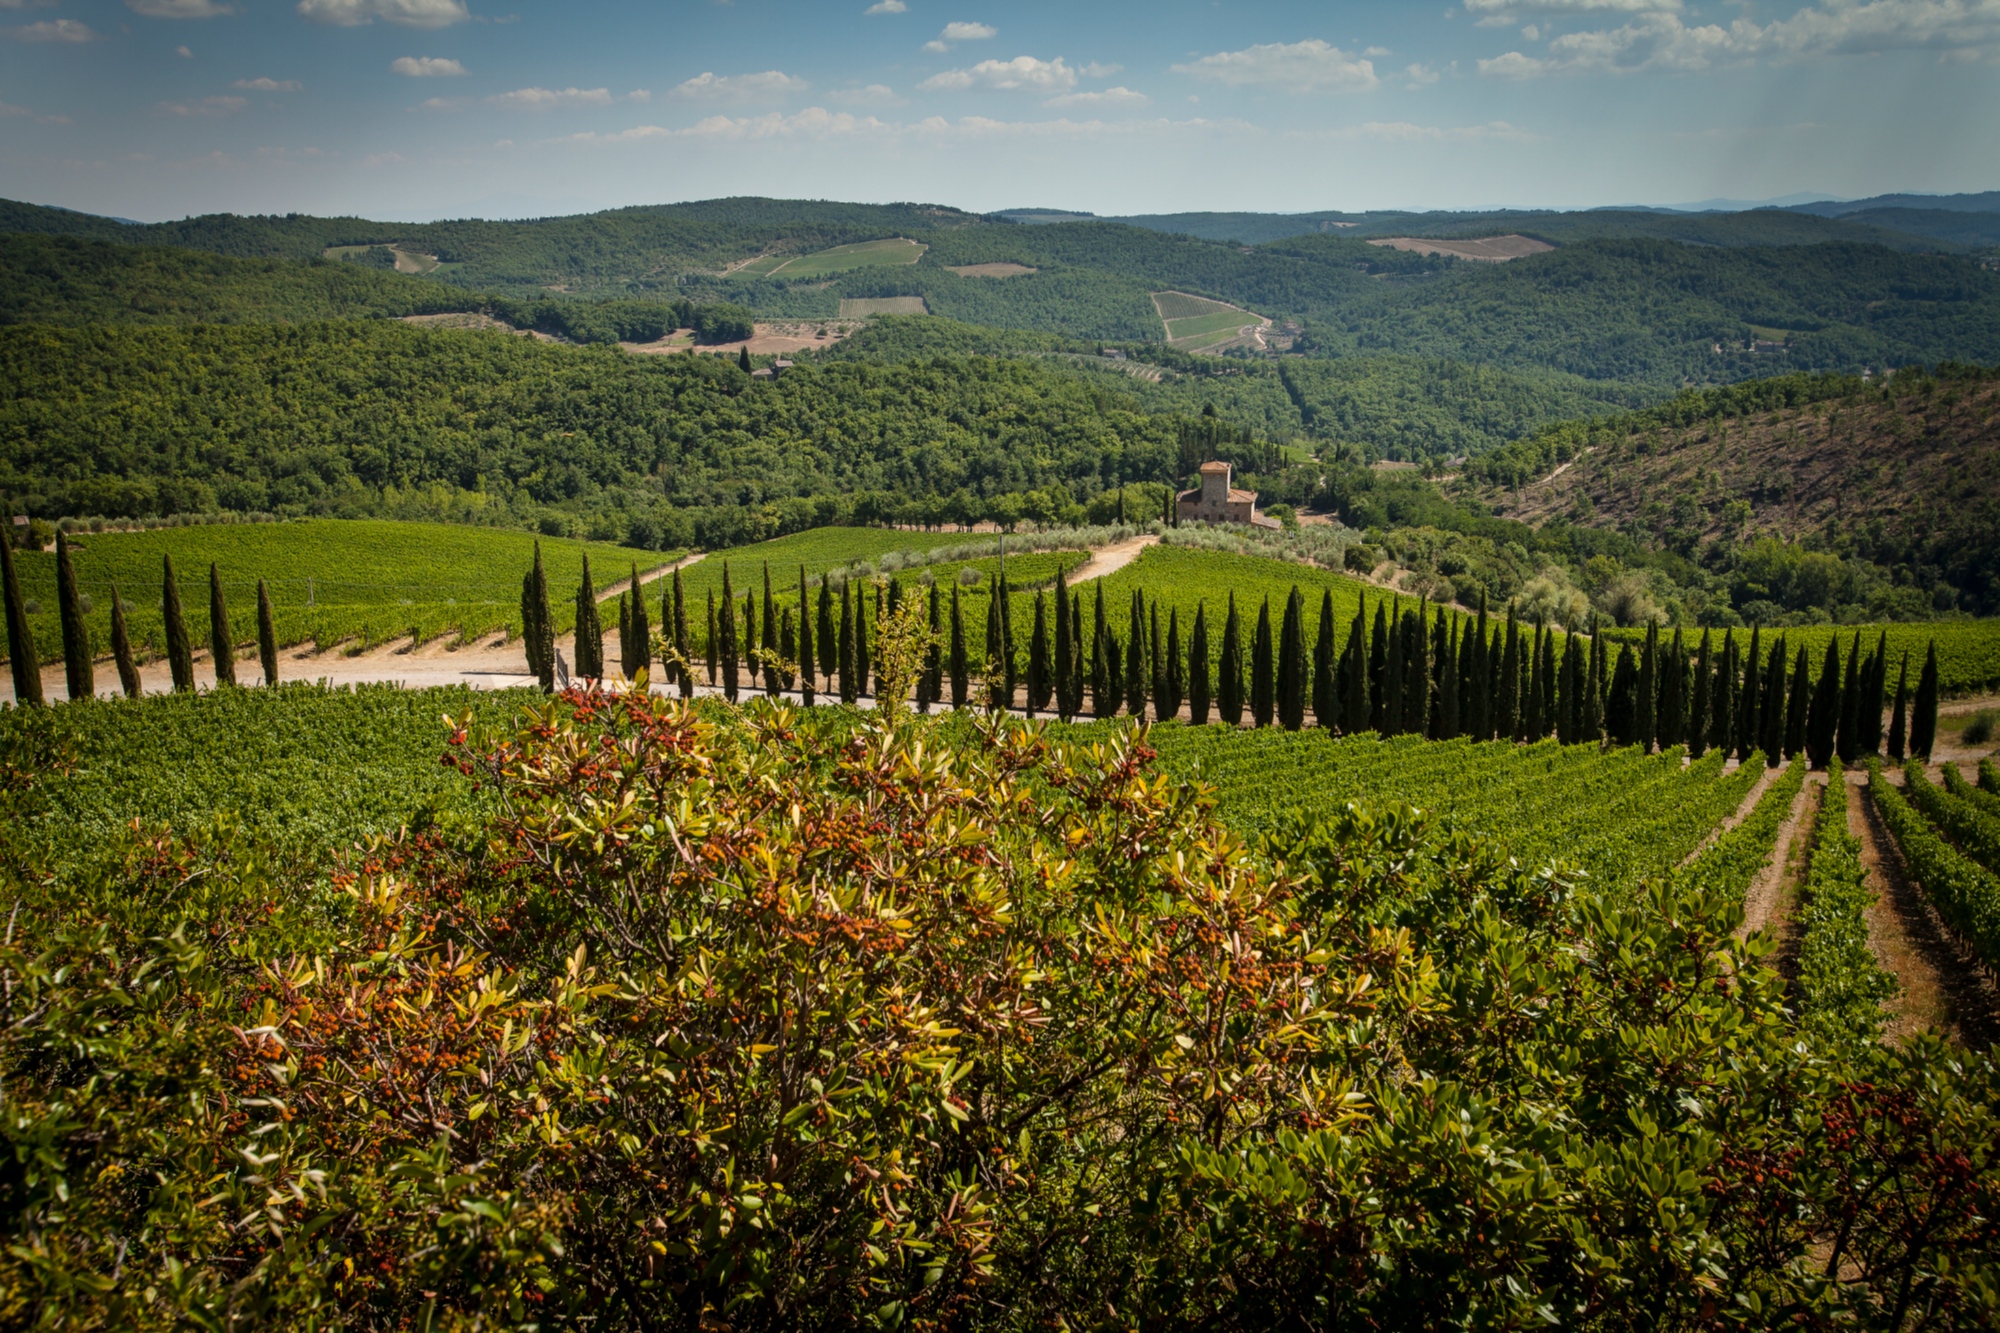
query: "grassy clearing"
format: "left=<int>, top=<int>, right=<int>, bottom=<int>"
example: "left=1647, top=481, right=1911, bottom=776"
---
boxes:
left=734, top=254, right=793, bottom=278
left=1163, top=310, right=1259, bottom=342
left=771, top=238, right=926, bottom=279
left=10, top=520, right=668, bottom=663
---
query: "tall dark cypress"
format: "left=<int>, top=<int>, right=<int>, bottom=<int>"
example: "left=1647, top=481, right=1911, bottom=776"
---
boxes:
left=780, top=610, right=796, bottom=696
left=1887, top=652, right=1909, bottom=761
left=672, top=569, right=693, bottom=697
left=1027, top=592, right=1050, bottom=717
left=1219, top=594, right=1244, bottom=727
left=1383, top=605, right=1406, bottom=735
left=1189, top=602, right=1212, bottom=725
left=1346, top=602, right=1370, bottom=734
left=528, top=546, right=555, bottom=692
left=704, top=591, right=719, bottom=688
left=1520, top=622, right=1541, bottom=741
left=1312, top=590, right=1337, bottom=731
left=1759, top=638, right=1786, bottom=763
left=1835, top=632, right=1863, bottom=764
left=1090, top=584, right=1113, bottom=718
left=1862, top=632, right=1888, bottom=755
left=1636, top=622, right=1658, bottom=752
left=816, top=579, right=837, bottom=683
left=1911, top=640, right=1939, bottom=761
left=1784, top=645, right=1811, bottom=762
left=1125, top=590, right=1148, bottom=718
left=1276, top=588, right=1305, bottom=731
left=1149, top=601, right=1165, bottom=718
left=1403, top=607, right=1430, bottom=739
left=798, top=572, right=817, bottom=707
left=1555, top=632, right=1578, bottom=745
left=1069, top=592, right=1085, bottom=717
left=2, top=535, right=43, bottom=706
left=1585, top=627, right=1606, bottom=744
left=949, top=583, right=968, bottom=710
left=717, top=565, right=739, bottom=701
left=576, top=557, right=604, bottom=681
left=522, top=570, right=542, bottom=680
left=837, top=582, right=856, bottom=703
left=162, top=554, right=195, bottom=694
left=56, top=532, right=93, bottom=701
left=1437, top=613, right=1461, bottom=740
left=1466, top=600, right=1490, bottom=739
left=921, top=582, right=942, bottom=712
left=628, top=566, right=651, bottom=681
left=998, top=575, right=1016, bottom=709
left=1164, top=608, right=1184, bottom=721
left=1053, top=565, right=1074, bottom=719
left=1660, top=627, right=1687, bottom=751
left=1607, top=644, right=1637, bottom=747
left=1496, top=610, right=1519, bottom=742
left=1537, top=624, right=1557, bottom=741
left=1709, top=632, right=1733, bottom=758
left=1486, top=623, right=1506, bottom=739
left=208, top=563, right=236, bottom=688
left=256, top=579, right=279, bottom=688
left=987, top=584, right=1006, bottom=711
left=742, top=589, right=759, bottom=697
left=761, top=565, right=779, bottom=697
left=1734, top=628, right=1759, bottom=760
left=109, top=585, right=140, bottom=698
left=1689, top=630, right=1711, bottom=760
left=1807, top=639, right=1842, bottom=768
left=617, top=594, right=632, bottom=679
left=857, top=586, right=874, bottom=697
left=1368, top=602, right=1391, bottom=733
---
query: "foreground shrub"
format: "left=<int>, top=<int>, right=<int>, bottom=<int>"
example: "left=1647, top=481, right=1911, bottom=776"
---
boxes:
left=2, top=690, right=1997, bottom=1329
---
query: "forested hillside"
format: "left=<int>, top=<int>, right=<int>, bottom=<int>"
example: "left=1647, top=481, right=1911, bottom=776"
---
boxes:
left=1473, top=363, right=2000, bottom=616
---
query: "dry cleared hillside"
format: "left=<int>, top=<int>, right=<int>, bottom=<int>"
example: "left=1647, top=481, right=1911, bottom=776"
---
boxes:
left=1474, top=369, right=2000, bottom=609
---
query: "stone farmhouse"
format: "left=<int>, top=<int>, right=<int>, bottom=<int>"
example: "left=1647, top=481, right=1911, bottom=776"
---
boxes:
left=1176, top=461, right=1281, bottom=529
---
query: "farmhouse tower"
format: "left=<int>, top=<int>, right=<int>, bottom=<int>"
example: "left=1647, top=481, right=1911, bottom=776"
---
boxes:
left=1177, top=461, right=1280, bottom=529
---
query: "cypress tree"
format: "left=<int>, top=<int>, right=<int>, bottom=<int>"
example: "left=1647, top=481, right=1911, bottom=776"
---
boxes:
left=522, top=570, right=542, bottom=680
left=256, top=579, right=279, bottom=688
left=949, top=583, right=968, bottom=709
left=741, top=589, right=758, bottom=696
left=989, top=586, right=1010, bottom=711
left=998, top=576, right=1016, bottom=709
left=1277, top=588, right=1305, bottom=730
left=839, top=582, right=857, bottom=703
left=1487, top=622, right=1506, bottom=738
left=717, top=564, right=739, bottom=701
left=1250, top=597, right=1276, bottom=728
left=1312, top=590, right=1337, bottom=731
left=1585, top=627, right=1606, bottom=744
left=1089, top=584, right=1112, bottom=717
left=626, top=566, right=651, bottom=680
left=858, top=583, right=874, bottom=697
left=580, top=557, right=607, bottom=680
left=1607, top=644, right=1637, bottom=747
left=109, top=585, right=140, bottom=698
left=817, top=579, right=837, bottom=682
left=1887, top=652, right=1910, bottom=761
left=1403, top=607, right=1430, bottom=738
left=921, top=582, right=941, bottom=712
left=1661, top=627, right=1687, bottom=750
left=1709, top=632, right=1733, bottom=758
left=1836, top=632, right=1863, bottom=764
left=1344, top=602, right=1369, bottom=735
left=1689, top=630, right=1711, bottom=760
left=56, top=532, right=93, bottom=701
left=669, top=569, right=691, bottom=697
left=1520, top=622, right=1541, bottom=741
left=162, top=554, right=195, bottom=694
left=1911, top=640, right=1939, bottom=761
left=1636, top=622, right=1658, bottom=752
left=1537, top=624, right=1557, bottom=740
left=1737, top=627, right=1762, bottom=760
left=1383, top=605, right=1406, bottom=735
left=1807, top=639, right=1842, bottom=768
left=1219, top=594, right=1244, bottom=727
left=1053, top=565, right=1074, bottom=719
left=1496, top=610, right=1519, bottom=742
left=522, top=546, right=553, bottom=692
left=1164, top=608, right=1184, bottom=720
left=1758, top=638, right=1784, bottom=763
left=1121, top=591, right=1145, bottom=717
left=1189, top=602, right=1212, bottom=724
left=780, top=609, right=796, bottom=695
left=1438, top=613, right=1461, bottom=739
left=798, top=573, right=817, bottom=707
left=1368, top=602, right=1391, bottom=733
left=1466, top=600, right=1489, bottom=739
left=1554, top=632, right=1577, bottom=744
left=1862, top=632, right=1888, bottom=755
left=761, top=565, right=778, bottom=697
left=705, top=591, right=719, bottom=688
left=1069, top=592, right=1085, bottom=715
left=2, top=534, right=42, bottom=706
left=208, top=563, right=236, bottom=687
left=1784, top=645, right=1811, bottom=762
left=1027, top=591, right=1050, bottom=717
left=617, top=594, right=632, bottom=679
left=1149, top=601, right=1165, bottom=718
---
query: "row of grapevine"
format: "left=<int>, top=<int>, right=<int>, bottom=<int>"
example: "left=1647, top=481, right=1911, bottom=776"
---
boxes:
left=1946, top=761, right=2000, bottom=822
left=1867, top=759, right=2000, bottom=974
left=1795, top=763, right=1899, bottom=1047
left=1904, top=761, right=2000, bottom=875
left=1675, top=756, right=1810, bottom=909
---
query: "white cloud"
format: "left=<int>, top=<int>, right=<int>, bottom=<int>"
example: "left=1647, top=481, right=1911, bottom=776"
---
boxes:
left=1463, top=0, right=1679, bottom=12
left=391, top=55, right=465, bottom=75
left=667, top=69, right=810, bottom=101
left=1363, top=45, right=1391, bottom=56
left=127, top=0, right=233, bottom=17
left=488, top=86, right=613, bottom=109
left=1043, top=85, right=1146, bottom=107
left=920, top=54, right=1076, bottom=91
left=296, top=0, right=468, bottom=29
left=828, top=82, right=902, bottom=104
left=1171, top=39, right=1381, bottom=92
left=1322, top=119, right=1539, bottom=142
left=159, top=94, right=247, bottom=114
left=564, top=108, right=1239, bottom=146
left=925, top=19, right=994, bottom=50
left=6, top=18, right=95, bottom=40
left=1480, top=0, right=2000, bottom=77
left=864, top=0, right=905, bottom=11
left=175, top=43, right=192, bottom=55
left=1080, top=60, right=1123, bottom=76
left=234, top=76, right=302, bottom=91
left=628, top=88, right=650, bottom=101
left=1404, top=61, right=1441, bottom=87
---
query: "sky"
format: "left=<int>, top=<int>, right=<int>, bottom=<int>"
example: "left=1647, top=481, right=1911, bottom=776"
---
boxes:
left=2, top=0, right=1998, bottom=222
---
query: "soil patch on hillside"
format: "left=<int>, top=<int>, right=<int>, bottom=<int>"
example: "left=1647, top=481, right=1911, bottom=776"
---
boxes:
left=1368, top=235, right=1554, bottom=262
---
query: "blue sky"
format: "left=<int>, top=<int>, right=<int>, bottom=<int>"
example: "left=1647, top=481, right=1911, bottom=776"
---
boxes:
left=2, top=0, right=1997, bottom=221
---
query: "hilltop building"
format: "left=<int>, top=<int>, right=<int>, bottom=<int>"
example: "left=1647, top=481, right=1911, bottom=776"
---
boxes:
left=1177, top=461, right=1281, bottom=529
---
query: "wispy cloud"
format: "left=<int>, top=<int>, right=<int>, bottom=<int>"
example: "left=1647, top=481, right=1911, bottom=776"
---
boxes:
left=233, top=76, right=303, bottom=91
left=126, top=0, right=234, bottom=17
left=391, top=55, right=465, bottom=76
left=1172, top=39, right=1381, bottom=92
left=864, top=0, right=905, bottom=11
left=6, top=18, right=95, bottom=40
left=1080, top=61, right=1123, bottom=77
left=667, top=69, right=810, bottom=101
left=159, top=94, right=248, bottom=115
left=1043, top=86, right=1146, bottom=107
left=828, top=83, right=902, bottom=104
left=1404, top=62, right=1441, bottom=88
left=567, top=108, right=1237, bottom=145
left=920, top=54, right=1076, bottom=91
left=0, top=97, right=70, bottom=122
left=296, top=0, right=468, bottom=29
left=0, top=0, right=59, bottom=10
left=924, top=19, right=994, bottom=51
left=487, top=86, right=613, bottom=109
left=1318, top=119, right=1540, bottom=142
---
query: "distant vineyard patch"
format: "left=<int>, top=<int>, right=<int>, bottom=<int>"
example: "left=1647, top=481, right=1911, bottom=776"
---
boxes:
left=839, top=296, right=930, bottom=317
left=948, top=262, right=1038, bottom=278
left=1151, top=290, right=1269, bottom=353
left=1368, top=234, right=1555, bottom=262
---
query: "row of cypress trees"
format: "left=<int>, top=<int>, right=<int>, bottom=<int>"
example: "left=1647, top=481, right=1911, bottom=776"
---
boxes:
left=2, top=534, right=284, bottom=704
left=529, top=546, right=1949, bottom=767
